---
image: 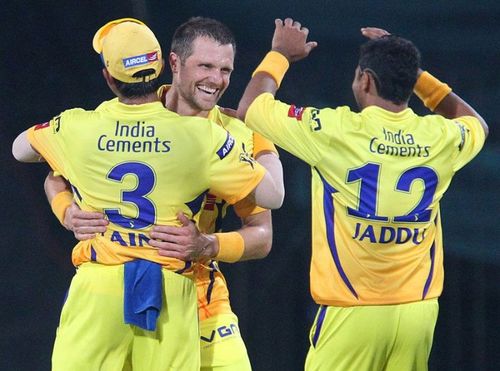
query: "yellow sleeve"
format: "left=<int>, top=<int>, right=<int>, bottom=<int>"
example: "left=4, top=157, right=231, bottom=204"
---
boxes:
left=451, top=116, right=486, bottom=171
left=252, top=132, right=278, bottom=157
left=246, top=93, right=342, bottom=166
left=26, top=113, right=68, bottom=176
left=208, top=127, right=266, bottom=205
left=233, top=196, right=267, bottom=218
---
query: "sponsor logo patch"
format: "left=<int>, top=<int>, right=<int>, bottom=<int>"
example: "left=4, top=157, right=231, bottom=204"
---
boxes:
left=239, top=143, right=255, bottom=168
left=122, top=51, right=159, bottom=69
left=216, top=132, right=235, bottom=159
left=288, top=104, right=305, bottom=120
left=454, top=122, right=469, bottom=151
left=34, top=121, right=50, bottom=130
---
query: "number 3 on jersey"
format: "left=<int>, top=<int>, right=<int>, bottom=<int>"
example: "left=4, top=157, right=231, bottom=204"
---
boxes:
left=104, top=162, right=156, bottom=229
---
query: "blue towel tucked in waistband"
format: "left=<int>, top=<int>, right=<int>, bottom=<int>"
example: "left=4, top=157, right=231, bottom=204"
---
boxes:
left=124, top=259, right=162, bottom=331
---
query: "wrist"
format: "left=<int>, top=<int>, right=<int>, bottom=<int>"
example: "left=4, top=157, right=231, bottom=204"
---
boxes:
left=51, top=191, right=73, bottom=227
left=414, top=71, right=452, bottom=111
left=252, top=51, right=290, bottom=88
left=203, top=233, right=219, bottom=260
left=213, top=232, right=245, bottom=263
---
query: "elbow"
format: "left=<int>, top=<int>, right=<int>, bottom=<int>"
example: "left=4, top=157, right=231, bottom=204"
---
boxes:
left=481, top=119, right=489, bottom=138
left=262, top=233, right=273, bottom=257
left=12, top=139, right=28, bottom=162
left=271, top=187, right=285, bottom=209
left=255, top=228, right=273, bottom=259
left=261, top=189, right=284, bottom=210
left=12, top=131, right=39, bottom=162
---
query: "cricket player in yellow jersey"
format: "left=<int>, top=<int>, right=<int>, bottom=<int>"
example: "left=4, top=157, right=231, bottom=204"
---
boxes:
left=237, top=19, right=488, bottom=370
left=42, top=17, right=283, bottom=371
left=12, top=18, right=283, bottom=371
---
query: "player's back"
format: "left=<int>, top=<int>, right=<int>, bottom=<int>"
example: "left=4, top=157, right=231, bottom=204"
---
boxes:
left=308, top=105, right=485, bottom=305
left=244, top=94, right=485, bottom=306
left=28, top=98, right=260, bottom=271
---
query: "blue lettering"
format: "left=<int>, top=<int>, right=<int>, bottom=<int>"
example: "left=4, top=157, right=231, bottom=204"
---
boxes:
left=396, top=227, right=412, bottom=244
left=138, top=233, right=149, bottom=246
left=352, top=224, right=428, bottom=246
left=352, top=222, right=361, bottom=239
left=218, top=325, right=232, bottom=338
left=412, top=228, right=426, bottom=245
left=359, top=225, right=376, bottom=243
left=229, top=323, right=239, bottom=334
left=129, top=233, right=136, bottom=246
left=379, top=226, right=396, bottom=243
left=110, top=231, right=127, bottom=246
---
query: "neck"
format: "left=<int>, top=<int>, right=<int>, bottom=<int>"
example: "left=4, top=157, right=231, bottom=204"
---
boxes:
left=117, top=92, right=160, bottom=105
left=163, top=86, right=209, bottom=118
left=363, top=95, right=408, bottom=113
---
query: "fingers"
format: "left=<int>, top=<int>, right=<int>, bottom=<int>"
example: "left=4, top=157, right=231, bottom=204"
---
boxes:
left=151, top=224, right=187, bottom=237
left=70, top=208, right=108, bottom=238
left=74, top=232, right=99, bottom=241
left=150, top=228, right=184, bottom=242
left=71, top=208, right=106, bottom=220
left=361, top=27, right=391, bottom=39
left=150, top=238, right=192, bottom=261
left=282, top=18, right=303, bottom=30
left=176, top=212, right=192, bottom=227
left=306, top=41, right=318, bottom=53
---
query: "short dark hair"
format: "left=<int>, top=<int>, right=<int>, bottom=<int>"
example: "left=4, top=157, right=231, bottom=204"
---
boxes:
left=171, top=17, right=236, bottom=62
left=359, top=35, right=421, bottom=104
left=112, top=69, right=161, bottom=98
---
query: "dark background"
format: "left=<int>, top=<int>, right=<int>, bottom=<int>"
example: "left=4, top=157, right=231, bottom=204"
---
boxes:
left=1, top=1, right=499, bottom=370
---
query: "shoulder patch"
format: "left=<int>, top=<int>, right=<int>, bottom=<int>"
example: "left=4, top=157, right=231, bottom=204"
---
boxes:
left=34, top=121, right=50, bottom=130
left=216, top=132, right=235, bottom=159
left=454, top=121, right=468, bottom=151
left=288, top=104, right=305, bottom=120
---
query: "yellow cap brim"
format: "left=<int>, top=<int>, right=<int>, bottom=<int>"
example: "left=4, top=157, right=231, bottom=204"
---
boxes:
left=92, top=17, right=145, bottom=53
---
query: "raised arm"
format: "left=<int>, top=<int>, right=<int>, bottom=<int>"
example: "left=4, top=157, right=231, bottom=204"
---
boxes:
left=237, top=18, right=317, bottom=121
left=415, top=76, right=489, bottom=136
left=361, top=27, right=488, bottom=137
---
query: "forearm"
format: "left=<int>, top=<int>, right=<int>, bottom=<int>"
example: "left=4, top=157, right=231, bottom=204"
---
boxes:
left=44, top=172, right=71, bottom=203
left=237, top=73, right=279, bottom=121
left=236, top=211, right=273, bottom=261
left=414, top=69, right=488, bottom=136
left=434, top=93, right=488, bottom=136
left=213, top=211, right=272, bottom=262
left=44, top=172, right=73, bottom=228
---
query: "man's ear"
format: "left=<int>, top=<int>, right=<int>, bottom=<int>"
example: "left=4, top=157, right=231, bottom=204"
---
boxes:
left=169, top=52, right=180, bottom=73
left=363, top=70, right=379, bottom=95
left=102, top=68, right=114, bottom=88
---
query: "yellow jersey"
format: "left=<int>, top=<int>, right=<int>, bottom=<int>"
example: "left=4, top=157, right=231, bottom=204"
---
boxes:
left=28, top=98, right=265, bottom=273
left=246, top=93, right=485, bottom=306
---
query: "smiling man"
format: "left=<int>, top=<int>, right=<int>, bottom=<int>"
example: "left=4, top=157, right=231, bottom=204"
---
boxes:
left=44, top=17, right=284, bottom=371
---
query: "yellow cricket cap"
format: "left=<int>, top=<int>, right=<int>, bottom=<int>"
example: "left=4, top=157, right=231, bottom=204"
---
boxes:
left=93, top=18, right=163, bottom=83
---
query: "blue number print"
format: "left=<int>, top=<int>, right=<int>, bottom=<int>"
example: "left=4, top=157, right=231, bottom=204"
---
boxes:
left=393, top=167, right=438, bottom=222
left=347, top=163, right=438, bottom=223
left=105, top=162, right=156, bottom=229
left=347, top=163, right=389, bottom=221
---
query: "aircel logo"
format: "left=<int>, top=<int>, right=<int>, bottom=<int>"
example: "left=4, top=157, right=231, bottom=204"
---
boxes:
left=216, top=132, right=235, bottom=159
left=122, top=51, right=158, bottom=69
